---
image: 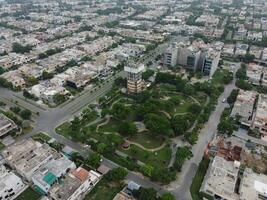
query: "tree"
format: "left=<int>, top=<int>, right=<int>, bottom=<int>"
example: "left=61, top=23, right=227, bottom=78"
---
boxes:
left=10, top=106, right=21, bottom=114
left=236, top=79, right=252, bottom=90
left=236, top=64, right=247, bottom=80
left=25, top=76, right=38, bottom=86
left=112, top=103, right=130, bottom=120
left=106, top=167, right=128, bottom=182
left=86, top=152, right=101, bottom=169
left=70, top=116, right=81, bottom=131
left=171, top=115, right=189, bottom=136
left=227, top=89, right=239, bottom=105
left=12, top=42, right=32, bottom=54
left=19, top=109, right=32, bottom=120
left=118, top=122, right=138, bottom=136
left=174, top=146, right=193, bottom=171
left=151, top=167, right=176, bottom=184
left=161, top=193, right=175, bottom=200
left=135, top=187, right=158, bottom=200
left=42, top=71, right=54, bottom=80
left=142, top=69, right=155, bottom=81
left=244, top=54, right=255, bottom=63
left=96, top=142, right=107, bottom=154
left=217, top=117, right=235, bottom=135
left=140, top=164, right=154, bottom=177
left=144, top=113, right=171, bottom=135
left=53, top=93, right=67, bottom=105
left=0, top=66, right=5, bottom=75
left=188, top=103, right=202, bottom=115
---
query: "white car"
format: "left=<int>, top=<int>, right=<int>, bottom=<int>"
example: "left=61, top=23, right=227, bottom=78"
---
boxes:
left=222, top=98, right=226, bottom=103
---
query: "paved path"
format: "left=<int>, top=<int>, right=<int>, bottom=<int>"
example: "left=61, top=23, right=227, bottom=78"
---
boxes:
left=125, top=139, right=167, bottom=152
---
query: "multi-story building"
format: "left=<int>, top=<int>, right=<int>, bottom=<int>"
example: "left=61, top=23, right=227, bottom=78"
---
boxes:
left=202, top=49, right=221, bottom=77
left=50, top=168, right=101, bottom=200
left=162, top=43, right=178, bottom=67
left=239, top=168, right=267, bottom=200
left=32, top=155, right=76, bottom=194
left=177, top=45, right=204, bottom=72
left=252, top=94, right=267, bottom=141
left=0, top=165, right=26, bottom=200
left=124, top=63, right=145, bottom=93
left=2, top=139, right=57, bottom=181
left=246, top=63, right=263, bottom=86
left=201, top=156, right=240, bottom=200
left=231, top=90, right=257, bottom=127
left=0, top=113, right=17, bottom=137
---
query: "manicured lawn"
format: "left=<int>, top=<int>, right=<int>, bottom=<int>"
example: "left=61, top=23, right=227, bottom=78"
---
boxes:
left=84, top=178, right=124, bottom=200
left=190, top=157, right=212, bottom=200
left=15, top=187, right=41, bottom=200
left=129, top=132, right=165, bottom=149
left=120, top=144, right=171, bottom=168
left=175, top=100, right=194, bottom=113
left=98, top=118, right=121, bottom=133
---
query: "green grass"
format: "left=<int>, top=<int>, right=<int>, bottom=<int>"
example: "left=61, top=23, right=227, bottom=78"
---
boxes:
left=0, top=142, right=5, bottom=151
left=84, top=177, right=124, bottom=200
left=32, top=132, right=51, bottom=143
left=175, top=100, right=194, bottom=113
left=120, top=144, right=171, bottom=168
left=129, top=132, right=164, bottom=149
left=190, top=157, right=212, bottom=200
left=211, top=69, right=231, bottom=86
left=15, top=187, right=41, bottom=200
left=55, top=122, right=71, bottom=138
left=98, top=118, right=121, bottom=133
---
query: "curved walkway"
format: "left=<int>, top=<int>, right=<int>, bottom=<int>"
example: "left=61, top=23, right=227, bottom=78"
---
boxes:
left=96, top=115, right=111, bottom=132
left=160, top=110, right=171, bottom=119
left=159, top=90, right=201, bottom=105
left=125, top=139, right=167, bottom=152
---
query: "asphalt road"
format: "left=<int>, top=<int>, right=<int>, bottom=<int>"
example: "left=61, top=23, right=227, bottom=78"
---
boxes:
left=165, top=64, right=240, bottom=199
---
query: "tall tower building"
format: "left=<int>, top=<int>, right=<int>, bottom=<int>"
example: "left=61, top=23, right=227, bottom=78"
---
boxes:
left=124, top=63, right=145, bottom=93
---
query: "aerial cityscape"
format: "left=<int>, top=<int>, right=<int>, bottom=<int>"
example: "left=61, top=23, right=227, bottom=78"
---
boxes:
left=0, top=0, right=267, bottom=199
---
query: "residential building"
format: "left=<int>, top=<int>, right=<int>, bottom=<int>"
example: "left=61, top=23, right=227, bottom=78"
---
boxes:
left=239, top=168, right=267, bottom=200
left=2, top=139, right=57, bottom=181
left=252, top=94, right=267, bottom=141
left=222, top=44, right=235, bottom=57
left=50, top=168, right=101, bottom=200
left=113, top=181, right=140, bottom=200
left=231, top=90, right=257, bottom=127
left=235, top=43, right=249, bottom=57
left=0, top=165, right=26, bottom=200
left=124, top=63, right=145, bottom=93
left=32, top=155, right=76, bottom=194
left=246, top=63, right=263, bottom=86
left=0, top=113, right=17, bottom=137
left=201, top=156, right=240, bottom=200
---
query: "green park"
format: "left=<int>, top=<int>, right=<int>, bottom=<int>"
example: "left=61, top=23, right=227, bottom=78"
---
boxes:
left=56, top=68, right=233, bottom=184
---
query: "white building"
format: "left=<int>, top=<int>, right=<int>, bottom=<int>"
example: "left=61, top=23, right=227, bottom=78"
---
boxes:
left=201, top=156, right=240, bottom=200
left=32, top=155, right=76, bottom=193
left=0, top=165, right=26, bottom=200
left=50, top=168, right=101, bottom=200
left=239, top=168, right=267, bottom=200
